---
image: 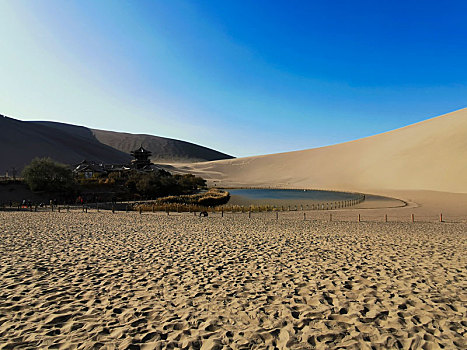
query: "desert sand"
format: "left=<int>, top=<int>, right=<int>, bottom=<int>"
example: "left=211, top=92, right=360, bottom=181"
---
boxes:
left=0, top=210, right=465, bottom=349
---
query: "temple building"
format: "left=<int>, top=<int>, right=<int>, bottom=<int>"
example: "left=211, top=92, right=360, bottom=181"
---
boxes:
left=130, top=145, right=152, bottom=170
left=73, top=145, right=158, bottom=177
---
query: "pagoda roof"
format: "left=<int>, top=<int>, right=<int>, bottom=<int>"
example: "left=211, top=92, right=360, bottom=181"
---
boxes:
left=131, top=145, right=152, bottom=154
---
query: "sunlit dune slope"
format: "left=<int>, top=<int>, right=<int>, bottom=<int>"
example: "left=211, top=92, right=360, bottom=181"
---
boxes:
left=175, top=109, right=467, bottom=193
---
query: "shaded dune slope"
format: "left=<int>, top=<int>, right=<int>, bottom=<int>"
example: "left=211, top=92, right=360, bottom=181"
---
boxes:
left=0, top=117, right=131, bottom=173
left=177, top=109, right=467, bottom=193
left=0, top=116, right=234, bottom=173
left=91, top=129, right=234, bottom=163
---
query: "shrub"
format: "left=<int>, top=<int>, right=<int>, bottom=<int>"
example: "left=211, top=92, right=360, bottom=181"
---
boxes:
left=22, top=157, right=74, bottom=193
left=149, top=189, right=230, bottom=207
left=196, top=190, right=230, bottom=206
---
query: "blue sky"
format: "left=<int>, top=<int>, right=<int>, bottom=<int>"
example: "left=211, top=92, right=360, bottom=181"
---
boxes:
left=0, top=1, right=466, bottom=157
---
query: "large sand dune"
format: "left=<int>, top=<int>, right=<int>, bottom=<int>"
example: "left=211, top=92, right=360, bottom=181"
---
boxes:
left=0, top=116, right=131, bottom=174
left=91, top=128, right=233, bottom=163
left=0, top=116, right=233, bottom=174
left=175, top=109, right=467, bottom=194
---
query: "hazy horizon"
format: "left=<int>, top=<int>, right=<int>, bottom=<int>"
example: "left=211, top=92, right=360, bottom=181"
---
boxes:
left=1, top=1, right=466, bottom=157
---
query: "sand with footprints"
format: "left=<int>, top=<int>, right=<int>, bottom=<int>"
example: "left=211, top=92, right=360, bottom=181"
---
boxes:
left=0, top=210, right=465, bottom=349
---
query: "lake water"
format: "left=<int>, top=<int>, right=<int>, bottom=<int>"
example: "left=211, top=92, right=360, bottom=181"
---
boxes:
left=227, top=188, right=360, bottom=206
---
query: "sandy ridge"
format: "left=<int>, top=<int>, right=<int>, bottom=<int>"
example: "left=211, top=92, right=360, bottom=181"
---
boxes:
left=174, top=108, right=467, bottom=194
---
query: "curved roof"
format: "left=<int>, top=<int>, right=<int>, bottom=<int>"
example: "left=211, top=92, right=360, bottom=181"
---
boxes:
left=131, top=145, right=152, bottom=155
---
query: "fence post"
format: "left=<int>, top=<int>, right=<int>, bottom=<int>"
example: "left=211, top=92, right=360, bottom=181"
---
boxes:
left=385, top=214, right=387, bottom=222
left=329, top=213, right=332, bottom=222
left=248, top=210, right=251, bottom=219
left=358, top=214, right=361, bottom=222
left=221, top=208, right=224, bottom=217
left=304, top=212, right=306, bottom=221
left=411, top=214, right=414, bottom=223
left=276, top=211, right=278, bottom=220
left=439, top=213, right=443, bottom=222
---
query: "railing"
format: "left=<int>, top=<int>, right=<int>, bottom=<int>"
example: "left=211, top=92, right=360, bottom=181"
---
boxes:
left=1, top=199, right=463, bottom=224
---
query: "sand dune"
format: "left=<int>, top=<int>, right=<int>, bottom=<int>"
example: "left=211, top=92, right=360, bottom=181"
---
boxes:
left=0, top=116, right=131, bottom=174
left=0, top=211, right=465, bottom=349
left=92, top=129, right=233, bottom=163
left=0, top=116, right=233, bottom=174
left=34, top=120, right=233, bottom=163
left=175, top=108, right=467, bottom=194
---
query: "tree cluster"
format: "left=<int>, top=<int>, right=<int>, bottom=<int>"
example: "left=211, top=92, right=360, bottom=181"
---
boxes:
left=124, top=170, right=206, bottom=198
left=21, top=158, right=207, bottom=200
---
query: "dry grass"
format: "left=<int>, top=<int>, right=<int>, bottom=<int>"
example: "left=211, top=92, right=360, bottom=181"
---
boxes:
left=134, top=189, right=230, bottom=212
left=133, top=190, right=365, bottom=213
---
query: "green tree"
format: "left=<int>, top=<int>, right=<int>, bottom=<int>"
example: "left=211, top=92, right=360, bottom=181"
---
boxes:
left=22, top=157, right=75, bottom=193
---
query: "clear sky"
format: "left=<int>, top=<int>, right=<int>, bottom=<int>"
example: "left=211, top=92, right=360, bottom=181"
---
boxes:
left=1, top=1, right=466, bottom=157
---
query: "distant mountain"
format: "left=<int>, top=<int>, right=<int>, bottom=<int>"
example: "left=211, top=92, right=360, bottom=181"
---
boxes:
left=91, top=129, right=233, bottom=163
left=0, top=116, right=233, bottom=174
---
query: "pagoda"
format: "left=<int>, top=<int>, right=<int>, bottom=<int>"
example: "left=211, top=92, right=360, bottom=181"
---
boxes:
left=130, top=145, right=152, bottom=169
